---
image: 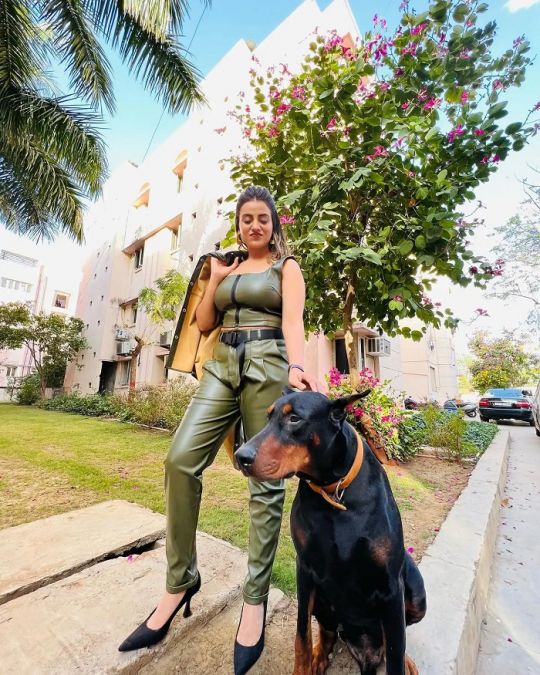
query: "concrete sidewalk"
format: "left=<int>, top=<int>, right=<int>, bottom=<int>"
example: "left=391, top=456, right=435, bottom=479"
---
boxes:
left=476, top=423, right=540, bottom=674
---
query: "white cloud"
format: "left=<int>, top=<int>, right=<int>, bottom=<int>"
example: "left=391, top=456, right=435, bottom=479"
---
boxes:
left=505, top=0, right=540, bottom=12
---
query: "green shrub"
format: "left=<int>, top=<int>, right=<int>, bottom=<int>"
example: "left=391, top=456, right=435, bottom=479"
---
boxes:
left=464, top=420, right=498, bottom=452
left=398, top=413, right=427, bottom=457
left=37, top=392, right=118, bottom=416
left=16, top=374, right=41, bottom=405
left=113, top=378, right=198, bottom=429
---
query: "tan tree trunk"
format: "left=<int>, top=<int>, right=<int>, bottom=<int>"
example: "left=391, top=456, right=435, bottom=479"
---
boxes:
left=129, top=336, right=144, bottom=393
left=342, top=280, right=359, bottom=390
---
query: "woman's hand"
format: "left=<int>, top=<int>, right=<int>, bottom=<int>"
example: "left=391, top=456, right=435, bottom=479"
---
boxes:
left=288, top=366, right=328, bottom=395
left=210, top=256, right=240, bottom=284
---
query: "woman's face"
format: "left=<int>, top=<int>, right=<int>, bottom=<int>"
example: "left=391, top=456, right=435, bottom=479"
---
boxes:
left=237, top=200, right=273, bottom=252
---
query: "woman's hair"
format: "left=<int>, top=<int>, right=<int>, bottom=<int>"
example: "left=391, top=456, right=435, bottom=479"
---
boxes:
left=235, top=185, right=290, bottom=260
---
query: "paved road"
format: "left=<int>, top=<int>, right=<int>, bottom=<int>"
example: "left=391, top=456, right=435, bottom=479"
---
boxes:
left=476, top=422, right=540, bottom=674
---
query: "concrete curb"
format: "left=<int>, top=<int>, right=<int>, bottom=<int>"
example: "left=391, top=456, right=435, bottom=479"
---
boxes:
left=407, top=428, right=510, bottom=674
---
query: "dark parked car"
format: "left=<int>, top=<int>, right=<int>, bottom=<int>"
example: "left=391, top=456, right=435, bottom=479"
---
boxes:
left=479, top=388, right=534, bottom=425
left=532, top=382, right=540, bottom=437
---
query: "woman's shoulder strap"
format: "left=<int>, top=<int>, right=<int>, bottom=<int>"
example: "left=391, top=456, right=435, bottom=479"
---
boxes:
left=272, top=254, right=297, bottom=272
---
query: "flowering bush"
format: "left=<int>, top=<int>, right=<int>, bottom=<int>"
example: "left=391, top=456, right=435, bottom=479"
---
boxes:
left=326, top=367, right=419, bottom=461
left=225, top=0, right=538, bottom=343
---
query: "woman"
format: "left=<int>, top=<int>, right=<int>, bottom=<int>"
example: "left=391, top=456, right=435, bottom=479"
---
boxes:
left=119, top=185, right=327, bottom=673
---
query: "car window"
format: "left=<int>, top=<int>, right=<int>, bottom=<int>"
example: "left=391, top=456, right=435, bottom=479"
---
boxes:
left=486, top=388, right=523, bottom=398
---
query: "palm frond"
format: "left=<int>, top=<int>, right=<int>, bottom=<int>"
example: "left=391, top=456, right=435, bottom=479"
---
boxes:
left=112, top=12, right=206, bottom=114
left=41, top=0, right=115, bottom=112
left=1, top=89, right=107, bottom=192
left=2, top=136, right=86, bottom=241
left=0, top=0, right=47, bottom=89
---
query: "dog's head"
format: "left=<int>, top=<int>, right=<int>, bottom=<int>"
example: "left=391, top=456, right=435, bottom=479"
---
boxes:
left=234, top=386, right=370, bottom=484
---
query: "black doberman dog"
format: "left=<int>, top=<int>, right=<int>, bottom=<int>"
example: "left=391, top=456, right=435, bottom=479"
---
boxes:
left=235, top=389, right=426, bottom=675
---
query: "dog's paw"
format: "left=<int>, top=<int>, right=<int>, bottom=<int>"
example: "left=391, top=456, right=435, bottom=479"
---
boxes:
left=405, top=653, right=419, bottom=675
left=311, top=646, right=330, bottom=675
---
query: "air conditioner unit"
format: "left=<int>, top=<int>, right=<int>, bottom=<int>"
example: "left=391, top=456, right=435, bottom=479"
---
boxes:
left=160, top=331, right=172, bottom=348
left=116, top=341, right=132, bottom=356
left=366, top=337, right=391, bottom=357
left=115, top=328, right=131, bottom=341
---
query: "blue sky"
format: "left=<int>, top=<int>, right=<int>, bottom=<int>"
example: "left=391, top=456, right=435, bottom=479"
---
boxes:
left=103, top=0, right=540, bottom=171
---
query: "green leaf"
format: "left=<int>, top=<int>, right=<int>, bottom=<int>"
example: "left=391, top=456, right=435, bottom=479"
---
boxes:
left=487, top=101, right=508, bottom=118
left=398, top=240, right=414, bottom=255
left=437, top=169, right=448, bottom=184
left=452, top=3, right=469, bottom=22
left=415, top=235, right=426, bottom=249
left=505, top=122, right=522, bottom=135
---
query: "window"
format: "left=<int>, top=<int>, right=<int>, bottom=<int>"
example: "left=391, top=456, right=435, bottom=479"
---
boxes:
left=171, top=229, right=179, bottom=250
left=131, top=303, right=138, bottom=325
left=1, top=277, right=32, bottom=292
left=5, top=366, right=17, bottom=378
left=176, top=173, right=184, bottom=193
left=430, top=366, right=437, bottom=390
left=134, top=246, right=144, bottom=269
left=0, top=250, right=37, bottom=267
left=53, top=292, right=68, bottom=309
left=118, top=361, right=131, bottom=387
left=334, top=337, right=349, bottom=374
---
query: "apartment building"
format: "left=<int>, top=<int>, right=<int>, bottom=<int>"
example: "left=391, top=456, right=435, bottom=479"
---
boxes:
left=64, top=0, right=458, bottom=402
left=0, top=229, right=76, bottom=400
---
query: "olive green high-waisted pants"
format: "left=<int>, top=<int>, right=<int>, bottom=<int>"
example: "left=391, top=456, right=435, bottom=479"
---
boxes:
left=164, top=334, right=289, bottom=604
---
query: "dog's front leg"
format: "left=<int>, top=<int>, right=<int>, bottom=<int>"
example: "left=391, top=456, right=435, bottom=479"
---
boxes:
left=382, top=583, right=408, bottom=675
left=293, top=562, right=315, bottom=675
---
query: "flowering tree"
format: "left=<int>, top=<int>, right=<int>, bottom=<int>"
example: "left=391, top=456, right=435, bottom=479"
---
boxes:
left=223, top=0, right=538, bottom=387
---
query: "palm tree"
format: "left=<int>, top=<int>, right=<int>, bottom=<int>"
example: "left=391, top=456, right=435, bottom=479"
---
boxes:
left=0, top=0, right=209, bottom=242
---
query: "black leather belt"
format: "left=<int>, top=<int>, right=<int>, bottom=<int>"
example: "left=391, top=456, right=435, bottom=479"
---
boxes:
left=219, top=328, right=284, bottom=382
left=219, top=328, right=283, bottom=346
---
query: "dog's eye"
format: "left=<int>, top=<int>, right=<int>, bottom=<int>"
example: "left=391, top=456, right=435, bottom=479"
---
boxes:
left=289, top=414, right=302, bottom=424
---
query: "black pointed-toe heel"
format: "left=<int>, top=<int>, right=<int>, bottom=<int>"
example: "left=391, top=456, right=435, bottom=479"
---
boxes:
left=233, top=599, right=268, bottom=675
left=118, top=573, right=201, bottom=652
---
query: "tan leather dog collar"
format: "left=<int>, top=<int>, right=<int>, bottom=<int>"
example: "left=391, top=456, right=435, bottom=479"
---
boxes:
left=305, top=427, right=364, bottom=511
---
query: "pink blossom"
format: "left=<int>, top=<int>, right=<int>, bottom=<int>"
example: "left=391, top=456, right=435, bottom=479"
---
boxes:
left=473, top=129, right=485, bottom=136
left=401, top=43, right=417, bottom=56
left=475, top=308, right=489, bottom=316
left=328, top=367, right=342, bottom=386
left=366, top=145, right=390, bottom=162
left=492, top=154, right=501, bottom=163
left=291, top=86, right=306, bottom=101
left=214, top=127, right=226, bottom=135
left=399, top=0, right=409, bottom=10
left=249, top=68, right=257, bottom=78
left=276, top=103, right=292, bottom=115
left=270, top=89, right=281, bottom=100
left=279, top=215, right=295, bottom=225
left=407, top=547, right=415, bottom=554
left=394, top=67, right=404, bottom=77
left=251, top=54, right=261, bottom=64
left=459, top=49, right=471, bottom=60
left=242, top=128, right=251, bottom=138
left=326, top=116, right=338, bottom=130
left=245, top=105, right=251, bottom=113
left=534, top=101, right=540, bottom=111
left=401, top=102, right=410, bottom=110
left=353, top=407, right=364, bottom=418
left=447, top=124, right=464, bottom=143
left=422, top=97, right=441, bottom=111
left=438, top=31, right=447, bottom=43
left=480, top=155, right=489, bottom=164
left=416, top=88, right=428, bottom=102
left=466, top=19, right=474, bottom=26
left=280, top=63, right=292, bottom=76
left=493, top=79, right=503, bottom=90
left=513, top=36, right=525, bottom=48
left=469, top=266, right=478, bottom=274
left=379, top=82, right=390, bottom=92
left=460, top=90, right=470, bottom=103
left=408, top=170, right=416, bottom=177
left=324, top=31, right=343, bottom=51
left=393, top=295, right=403, bottom=301
left=238, top=91, right=245, bottom=98
left=411, top=23, right=428, bottom=36
left=267, top=126, right=280, bottom=138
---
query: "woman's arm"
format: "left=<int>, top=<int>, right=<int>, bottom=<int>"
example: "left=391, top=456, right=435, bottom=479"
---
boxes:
left=195, top=256, right=240, bottom=332
left=282, top=258, right=327, bottom=394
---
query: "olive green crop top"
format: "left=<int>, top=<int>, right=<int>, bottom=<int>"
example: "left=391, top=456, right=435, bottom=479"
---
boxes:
left=214, top=255, right=296, bottom=329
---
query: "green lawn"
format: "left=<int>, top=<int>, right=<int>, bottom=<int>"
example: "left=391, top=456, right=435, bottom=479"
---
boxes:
left=0, top=404, right=471, bottom=594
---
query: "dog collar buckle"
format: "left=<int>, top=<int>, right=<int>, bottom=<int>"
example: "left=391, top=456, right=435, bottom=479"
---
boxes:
left=334, top=479, right=345, bottom=503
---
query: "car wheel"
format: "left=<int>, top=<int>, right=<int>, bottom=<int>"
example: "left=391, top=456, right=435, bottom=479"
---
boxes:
left=536, top=427, right=540, bottom=437
left=529, top=419, right=535, bottom=427
left=480, top=416, right=488, bottom=422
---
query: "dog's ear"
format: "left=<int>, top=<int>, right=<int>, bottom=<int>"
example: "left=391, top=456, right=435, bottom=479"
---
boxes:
left=328, top=390, right=371, bottom=427
left=281, top=385, right=296, bottom=396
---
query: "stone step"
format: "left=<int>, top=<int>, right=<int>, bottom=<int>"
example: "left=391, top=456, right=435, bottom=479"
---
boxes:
left=139, top=587, right=368, bottom=675
left=0, top=531, right=246, bottom=674
left=0, top=500, right=166, bottom=604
